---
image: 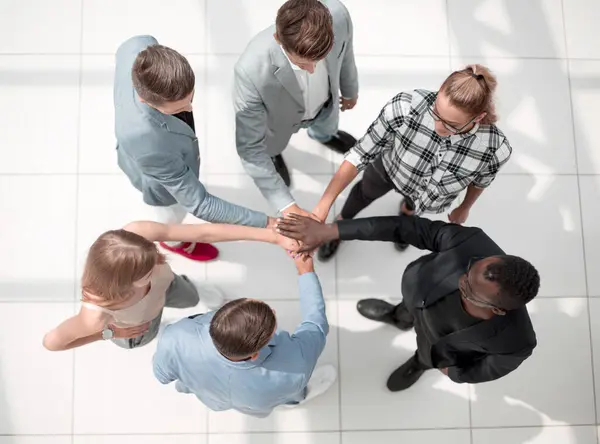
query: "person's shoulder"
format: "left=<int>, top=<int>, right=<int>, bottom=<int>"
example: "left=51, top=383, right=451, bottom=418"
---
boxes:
left=323, top=0, right=352, bottom=22
left=236, top=26, right=276, bottom=70
left=116, top=35, right=159, bottom=62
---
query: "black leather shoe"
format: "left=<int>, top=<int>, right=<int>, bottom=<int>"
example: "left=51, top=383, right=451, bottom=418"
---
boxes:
left=272, top=155, right=291, bottom=187
left=321, top=130, right=357, bottom=154
left=357, top=299, right=414, bottom=330
left=356, top=299, right=396, bottom=325
left=317, top=239, right=341, bottom=262
left=386, top=355, right=426, bottom=392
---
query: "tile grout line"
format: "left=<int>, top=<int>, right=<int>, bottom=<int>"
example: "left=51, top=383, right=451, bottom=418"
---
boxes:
left=4, top=52, right=600, bottom=62
left=560, top=0, right=599, bottom=435
left=71, top=0, right=86, bottom=442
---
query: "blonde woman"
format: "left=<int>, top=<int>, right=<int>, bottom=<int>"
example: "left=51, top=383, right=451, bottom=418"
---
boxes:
left=311, top=64, right=511, bottom=258
left=43, top=222, right=297, bottom=351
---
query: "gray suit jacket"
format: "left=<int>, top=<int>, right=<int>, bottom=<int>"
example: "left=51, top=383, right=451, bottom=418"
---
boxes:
left=115, top=35, right=267, bottom=227
left=234, top=0, right=359, bottom=211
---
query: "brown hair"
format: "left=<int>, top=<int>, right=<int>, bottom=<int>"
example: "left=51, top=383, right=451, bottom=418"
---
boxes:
left=440, top=64, right=498, bottom=124
left=132, top=44, right=195, bottom=105
left=276, top=0, right=334, bottom=61
left=210, top=298, right=277, bottom=359
left=81, top=229, right=166, bottom=305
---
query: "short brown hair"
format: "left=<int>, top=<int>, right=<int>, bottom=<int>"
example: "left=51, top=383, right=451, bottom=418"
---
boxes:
left=81, top=229, right=166, bottom=304
left=440, top=64, right=498, bottom=124
left=276, top=0, right=334, bottom=61
left=210, top=298, right=277, bottom=359
left=132, top=44, right=195, bottom=105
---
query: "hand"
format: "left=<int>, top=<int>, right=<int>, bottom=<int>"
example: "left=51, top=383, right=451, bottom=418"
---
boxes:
left=108, top=321, right=151, bottom=339
left=448, top=205, right=470, bottom=225
left=275, top=214, right=338, bottom=253
left=340, top=96, right=358, bottom=112
left=275, top=232, right=301, bottom=252
left=282, top=204, right=317, bottom=220
left=439, top=367, right=449, bottom=376
left=294, top=252, right=315, bottom=274
left=400, top=201, right=415, bottom=216
left=266, top=216, right=277, bottom=229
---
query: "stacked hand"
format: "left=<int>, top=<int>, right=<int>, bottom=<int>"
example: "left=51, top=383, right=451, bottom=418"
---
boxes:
left=275, top=214, right=335, bottom=253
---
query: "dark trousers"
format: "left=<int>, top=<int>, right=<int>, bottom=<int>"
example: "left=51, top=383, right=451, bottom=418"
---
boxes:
left=393, top=302, right=433, bottom=369
left=340, top=156, right=414, bottom=219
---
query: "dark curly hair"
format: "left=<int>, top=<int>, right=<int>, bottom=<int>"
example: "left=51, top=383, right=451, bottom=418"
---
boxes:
left=483, top=255, right=540, bottom=310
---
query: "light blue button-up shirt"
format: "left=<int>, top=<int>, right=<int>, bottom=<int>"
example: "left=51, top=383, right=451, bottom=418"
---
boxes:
left=152, top=272, right=328, bottom=418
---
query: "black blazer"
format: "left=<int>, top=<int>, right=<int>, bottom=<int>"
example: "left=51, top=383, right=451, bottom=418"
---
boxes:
left=338, top=215, right=537, bottom=384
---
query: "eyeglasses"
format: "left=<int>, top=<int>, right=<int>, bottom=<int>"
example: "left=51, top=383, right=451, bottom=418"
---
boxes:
left=428, top=104, right=479, bottom=134
left=460, top=257, right=502, bottom=310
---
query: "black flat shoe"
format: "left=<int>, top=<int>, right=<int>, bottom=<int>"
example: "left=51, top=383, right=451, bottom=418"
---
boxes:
left=272, top=155, right=291, bottom=187
left=386, top=355, right=426, bottom=392
left=317, top=239, right=341, bottom=262
left=321, top=130, right=357, bottom=154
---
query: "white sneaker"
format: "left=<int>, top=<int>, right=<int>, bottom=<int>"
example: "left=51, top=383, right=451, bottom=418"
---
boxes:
left=286, top=365, right=337, bottom=408
left=193, top=282, right=226, bottom=310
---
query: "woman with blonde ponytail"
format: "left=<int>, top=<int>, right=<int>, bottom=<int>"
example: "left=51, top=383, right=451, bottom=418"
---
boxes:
left=312, top=63, right=512, bottom=258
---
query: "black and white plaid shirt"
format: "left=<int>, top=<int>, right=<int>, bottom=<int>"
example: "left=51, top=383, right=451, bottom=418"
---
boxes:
left=345, top=89, right=512, bottom=215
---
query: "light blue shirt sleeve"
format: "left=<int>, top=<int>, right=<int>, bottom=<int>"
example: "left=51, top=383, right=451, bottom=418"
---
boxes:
left=291, top=272, right=329, bottom=374
left=152, top=326, right=177, bottom=384
left=136, top=152, right=268, bottom=228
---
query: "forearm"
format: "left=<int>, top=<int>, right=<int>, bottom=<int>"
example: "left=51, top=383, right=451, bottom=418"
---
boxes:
left=297, top=272, right=328, bottom=336
left=239, top=152, right=295, bottom=212
left=125, top=220, right=278, bottom=244
left=195, top=193, right=268, bottom=228
left=335, top=215, right=465, bottom=252
left=460, top=184, right=485, bottom=210
left=43, top=326, right=102, bottom=351
left=314, top=160, right=358, bottom=218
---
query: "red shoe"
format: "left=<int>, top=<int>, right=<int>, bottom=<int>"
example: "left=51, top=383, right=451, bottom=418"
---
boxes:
left=159, top=242, right=219, bottom=262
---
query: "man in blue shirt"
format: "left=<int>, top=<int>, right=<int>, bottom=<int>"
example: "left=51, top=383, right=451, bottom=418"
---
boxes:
left=152, top=255, right=335, bottom=417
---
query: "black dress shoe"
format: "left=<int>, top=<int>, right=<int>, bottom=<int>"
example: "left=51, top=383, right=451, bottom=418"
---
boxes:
left=357, top=299, right=414, bottom=330
left=317, top=239, right=341, bottom=262
left=321, top=130, right=357, bottom=154
left=356, top=299, right=396, bottom=325
left=386, top=355, right=426, bottom=392
left=272, top=155, right=291, bottom=187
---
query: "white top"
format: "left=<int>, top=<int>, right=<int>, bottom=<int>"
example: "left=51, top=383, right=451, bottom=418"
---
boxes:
left=281, top=46, right=330, bottom=121
left=81, top=264, right=174, bottom=327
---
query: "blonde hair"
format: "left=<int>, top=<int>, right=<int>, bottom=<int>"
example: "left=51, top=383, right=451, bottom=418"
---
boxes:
left=81, top=229, right=165, bottom=305
left=440, top=64, right=498, bottom=124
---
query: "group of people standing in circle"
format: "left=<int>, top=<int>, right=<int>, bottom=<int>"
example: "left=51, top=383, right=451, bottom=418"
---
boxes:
left=42, top=0, right=541, bottom=418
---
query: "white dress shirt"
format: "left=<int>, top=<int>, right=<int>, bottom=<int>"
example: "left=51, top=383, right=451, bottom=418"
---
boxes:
left=281, top=46, right=330, bottom=120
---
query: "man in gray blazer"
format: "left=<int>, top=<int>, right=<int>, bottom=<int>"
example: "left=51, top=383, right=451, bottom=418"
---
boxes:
left=115, top=35, right=272, bottom=263
left=234, top=0, right=359, bottom=217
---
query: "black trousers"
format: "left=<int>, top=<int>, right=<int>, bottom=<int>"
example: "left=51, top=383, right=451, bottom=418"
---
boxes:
left=393, top=302, right=433, bottom=370
left=340, top=156, right=414, bottom=219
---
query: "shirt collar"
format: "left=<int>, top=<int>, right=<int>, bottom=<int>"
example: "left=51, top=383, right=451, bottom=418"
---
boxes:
left=211, top=330, right=279, bottom=369
left=450, top=122, right=480, bottom=144
left=280, top=45, right=303, bottom=71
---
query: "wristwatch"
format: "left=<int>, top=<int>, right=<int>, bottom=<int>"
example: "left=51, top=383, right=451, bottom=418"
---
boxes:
left=101, top=326, right=114, bottom=340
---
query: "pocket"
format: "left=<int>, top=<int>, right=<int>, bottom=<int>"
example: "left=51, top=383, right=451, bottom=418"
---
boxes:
left=337, top=41, right=346, bottom=58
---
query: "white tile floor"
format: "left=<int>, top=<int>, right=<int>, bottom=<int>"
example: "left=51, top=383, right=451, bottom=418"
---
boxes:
left=0, top=0, right=599, bottom=443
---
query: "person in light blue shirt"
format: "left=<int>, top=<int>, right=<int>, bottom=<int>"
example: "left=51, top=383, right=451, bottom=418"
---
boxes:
left=152, top=254, right=336, bottom=417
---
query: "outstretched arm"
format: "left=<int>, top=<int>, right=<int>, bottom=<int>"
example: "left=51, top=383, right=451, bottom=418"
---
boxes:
left=123, top=221, right=298, bottom=251
left=276, top=214, right=482, bottom=253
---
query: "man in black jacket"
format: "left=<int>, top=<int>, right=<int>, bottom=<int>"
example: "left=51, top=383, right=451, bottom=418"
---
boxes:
left=275, top=214, right=540, bottom=391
